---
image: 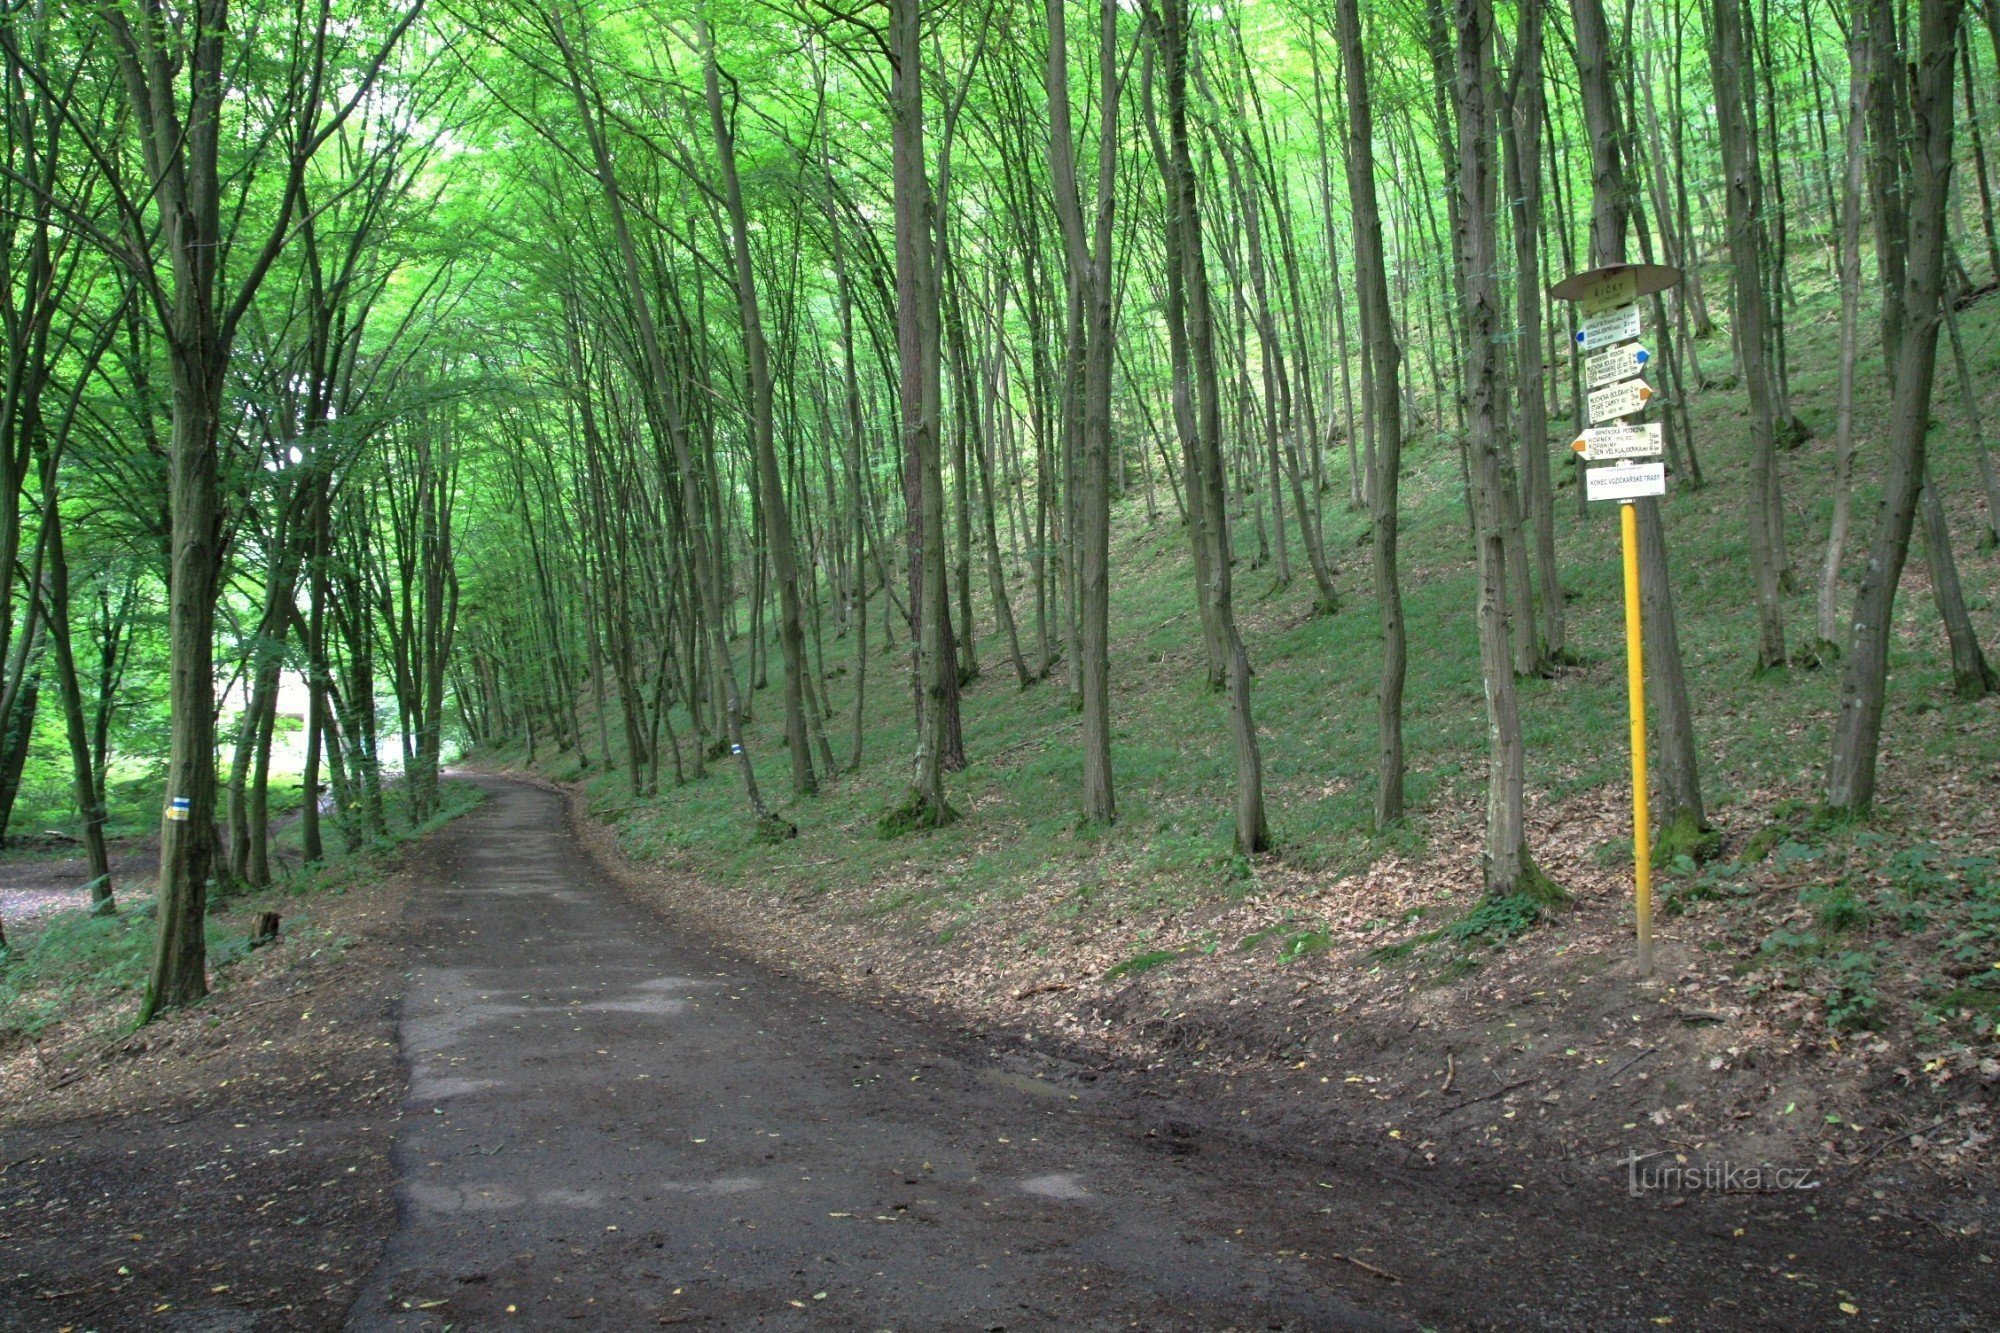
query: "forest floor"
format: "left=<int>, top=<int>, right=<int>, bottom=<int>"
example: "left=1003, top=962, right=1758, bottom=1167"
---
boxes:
left=0, top=782, right=484, bottom=1329
left=0, top=845, right=415, bottom=1329
left=0, top=774, right=1989, bottom=1328
left=146, top=776, right=2000, bottom=1327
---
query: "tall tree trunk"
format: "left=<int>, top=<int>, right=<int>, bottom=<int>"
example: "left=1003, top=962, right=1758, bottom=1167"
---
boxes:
left=1151, top=0, right=1269, bottom=852
left=1827, top=0, right=1966, bottom=816
left=1941, top=283, right=2000, bottom=548
left=890, top=0, right=955, bottom=828
left=701, top=17, right=817, bottom=799
left=1046, top=0, right=1120, bottom=824
left=1457, top=0, right=1554, bottom=900
left=1507, top=0, right=1564, bottom=667
left=40, top=507, right=112, bottom=910
left=1918, top=471, right=1997, bottom=698
left=147, top=360, right=225, bottom=1020
left=1335, top=0, right=1406, bottom=830
left=1572, top=0, right=1711, bottom=854
left=1710, top=0, right=1791, bottom=672
left=1817, top=23, right=1872, bottom=655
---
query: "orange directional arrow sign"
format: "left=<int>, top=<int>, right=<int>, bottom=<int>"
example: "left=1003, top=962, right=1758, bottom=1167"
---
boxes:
left=1572, top=422, right=1665, bottom=460
left=1588, top=378, right=1654, bottom=422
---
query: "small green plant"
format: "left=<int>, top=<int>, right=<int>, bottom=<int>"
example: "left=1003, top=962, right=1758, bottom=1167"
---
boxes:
left=1443, top=893, right=1544, bottom=948
left=1276, top=929, right=1331, bottom=962
left=1660, top=856, right=1751, bottom=917
left=1824, top=949, right=1881, bottom=1031
left=1738, top=825, right=1785, bottom=864
left=1804, top=882, right=1871, bottom=932
left=1771, top=839, right=1824, bottom=870
left=1884, top=843, right=1951, bottom=898
left=1932, top=977, right=2000, bottom=1034
left=1103, top=949, right=1181, bottom=981
left=1760, top=925, right=1823, bottom=956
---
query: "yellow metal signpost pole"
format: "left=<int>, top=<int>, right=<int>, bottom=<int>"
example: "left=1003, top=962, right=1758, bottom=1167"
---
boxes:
left=1620, top=500, right=1652, bottom=977
left=1553, top=261, right=1679, bottom=981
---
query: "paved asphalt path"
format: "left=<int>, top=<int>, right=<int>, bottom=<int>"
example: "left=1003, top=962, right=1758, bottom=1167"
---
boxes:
left=349, top=777, right=1995, bottom=1331
left=349, top=778, right=1399, bottom=1331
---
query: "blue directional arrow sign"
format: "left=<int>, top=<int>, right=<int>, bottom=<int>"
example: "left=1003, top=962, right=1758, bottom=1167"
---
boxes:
left=1574, top=303, right=1642, bottom=350
left=1585, top=342, right=1651, bottom=390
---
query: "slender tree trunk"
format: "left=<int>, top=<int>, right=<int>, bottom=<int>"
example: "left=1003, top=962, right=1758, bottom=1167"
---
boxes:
left=1941, top=283, right=2000, bottom=547
left=1817, top=25, right=1872, bottom=655
left=1335, top=0, right=1406, bottom=829
left=1572, top=0, right=1711, bottom=852
left=40, top=504, right=112, bottom=911
left=1507, top=0, right=1563, bottom=667
left=1918, top=470, right=1997, bottom=698
left=1711, top=0, right=1791, bottom=672
left=890, top=0, right=955, bottom=828
left=1151, top=0, right=1269, bottom=852
left=1827, top=0, right=1966, bottom=815
left=1045, top=0, right=1120, bottom=823
left=701, top=17, right=816, bottom=799
left=1457, top=0, right=1553, bottom=899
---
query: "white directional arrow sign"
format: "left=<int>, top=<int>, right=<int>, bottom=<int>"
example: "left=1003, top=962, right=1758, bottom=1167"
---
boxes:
left=1588, top=378, right=1655, bottom=422
left=1586, top=461, right=1667, bottom=502
left=1571, top=422, right=1665, bottom=461
left=1575, top=302, right=1642, bottom=351
left=1586, top=342, right=1651, bottom=389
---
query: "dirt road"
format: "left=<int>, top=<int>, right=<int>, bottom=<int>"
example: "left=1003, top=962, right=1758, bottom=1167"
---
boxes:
left=349, top=778, right=1991, bottom=1330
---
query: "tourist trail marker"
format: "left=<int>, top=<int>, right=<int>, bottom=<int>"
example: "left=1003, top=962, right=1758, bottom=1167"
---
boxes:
left=1572, top=422, right=1665, bottom=461
left=1585, top=342, right=1650, bottom=389
left=1576, top=267, right=1638, bottom=313
left=1552, top=262, right=1685, bottom=980
left=1574, top=303, right=1641, bottom=349
left=1585, top=461, right=1667, bottom=501
left=1547, top=260, right=1683, bottom=306
left=1588, top=378, right=1655, bottom=422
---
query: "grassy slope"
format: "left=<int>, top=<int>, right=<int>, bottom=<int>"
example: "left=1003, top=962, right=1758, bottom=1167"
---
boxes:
left=513, top=282, right=1999, bottom=1041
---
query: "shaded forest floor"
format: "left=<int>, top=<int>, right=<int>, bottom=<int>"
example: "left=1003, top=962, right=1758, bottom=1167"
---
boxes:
left=0, top=782, right=486, bottom=1328
left=0, top=860, right=416, bottom=1328
left=497, top=290, right=2000, bottom=1230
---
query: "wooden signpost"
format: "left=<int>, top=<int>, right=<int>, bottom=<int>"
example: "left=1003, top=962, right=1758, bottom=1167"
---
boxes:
left=1549, top=262, right=1681, bottom=979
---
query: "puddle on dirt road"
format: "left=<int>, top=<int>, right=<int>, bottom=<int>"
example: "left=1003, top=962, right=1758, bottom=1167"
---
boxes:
left=578, top=995, right=688, bottom=1015
left=406, top=1176, right=764, bottom=1215
left=1017, top=1172, right=1092, bottom=1200
left=980, top=1069, right=1068, bottom=1099
left=408, top=1073, right=500, bottom=1100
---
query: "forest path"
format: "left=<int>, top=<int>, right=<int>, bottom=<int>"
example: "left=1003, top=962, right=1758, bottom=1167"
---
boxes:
left=350, top=777, right=1990, bottom=1330
left=348, top=777, right=1395, bottom=1330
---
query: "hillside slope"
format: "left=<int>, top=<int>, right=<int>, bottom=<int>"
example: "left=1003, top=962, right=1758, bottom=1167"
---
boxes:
left=489, top=289, right=2000, bottom=1211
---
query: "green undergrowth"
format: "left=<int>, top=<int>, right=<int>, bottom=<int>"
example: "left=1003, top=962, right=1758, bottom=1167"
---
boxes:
left=0, top=779, right=484, bottom=1045
left=1367, top=891, right=1554, bottom=981
left=1712, top=810, right=2000, bottom=1035
left=493, top=283, right=2000, bottom=993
